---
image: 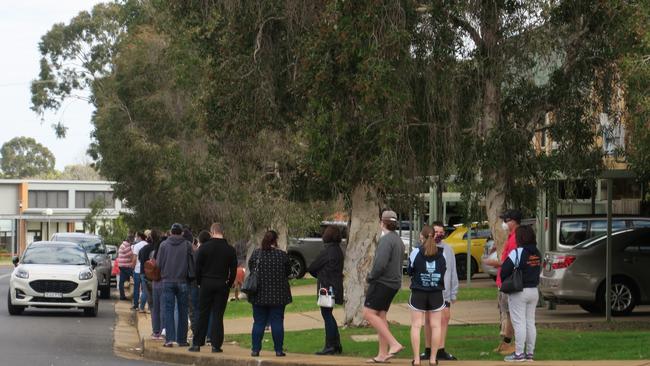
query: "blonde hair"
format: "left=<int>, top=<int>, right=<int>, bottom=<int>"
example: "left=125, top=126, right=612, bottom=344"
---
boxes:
left=420, top=225, right=438, bottom=256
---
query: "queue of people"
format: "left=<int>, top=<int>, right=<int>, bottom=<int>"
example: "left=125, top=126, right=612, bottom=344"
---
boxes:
left=115, top=207, right=539, bottom=363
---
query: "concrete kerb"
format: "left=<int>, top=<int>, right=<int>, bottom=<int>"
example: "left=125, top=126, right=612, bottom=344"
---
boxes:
left=116, top=300, right=650, bottom=366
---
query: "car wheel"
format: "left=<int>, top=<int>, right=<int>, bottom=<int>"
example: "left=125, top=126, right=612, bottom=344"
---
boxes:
left=597, top=279, right=637, bottom=316
left=7, top=291, right=24, bottom=316
left=288, top=254, right=306, bottom=279
left=84, top=300, right=99, bottom=317
left=99, top=285, right=111, bottom=299
left=455, top=254, right=477, bottom=281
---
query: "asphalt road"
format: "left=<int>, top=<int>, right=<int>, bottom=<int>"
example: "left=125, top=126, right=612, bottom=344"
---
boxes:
left=0, top=267, right=160, bottom=366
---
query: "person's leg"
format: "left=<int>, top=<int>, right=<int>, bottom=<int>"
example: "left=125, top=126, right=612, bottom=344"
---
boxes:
left=133, top=272, right=141, bottom=308
left=118, top=268, right=128, bottom=299
left=524, top=288, right=538, bottom=356
left=151, top=284, right=161, bottom=335
left=251, top=305, right=270, bottom=353
left=210, top=284, right=229, bottom=350
left=363, top=307, right=402, bottom=359
left=316, top=306, right=339, bottom=355
left=176, top=282, right=190, bottom=345
left=436, top=304, right=457, bottom=360
left=410, top=310, right=425, bottom=364
left=139, top=273, right=148, bottom=310
left=427, top=311, right=442, bottom=364
left=507, top=292, right=526, bottom=356
left=497, top=292, right=515, bottom=354
left=268, top=305, right=286, bottom=354
left=163, top=283, right=176, bottom=344
left=422, top=316, right=432, bottom=359
left=145, top=277, right=153, bottom=310
left=193, top=281, right=215, bottom=347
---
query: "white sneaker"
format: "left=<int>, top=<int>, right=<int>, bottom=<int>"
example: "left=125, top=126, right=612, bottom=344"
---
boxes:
left=161, top=328, right=166, bottom=336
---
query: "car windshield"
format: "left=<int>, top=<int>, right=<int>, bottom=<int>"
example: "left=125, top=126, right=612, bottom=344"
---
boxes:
left=573, top=229, right=633, bottom=249
left=22, top=245, right=88, bottom=265
left=55, top=236, right=104, bottom=254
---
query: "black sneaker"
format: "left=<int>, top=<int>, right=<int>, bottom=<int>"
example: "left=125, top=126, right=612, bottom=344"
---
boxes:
left=437, top=350, right=458, bottom=360
left=420, top=348, right=431, bottom=360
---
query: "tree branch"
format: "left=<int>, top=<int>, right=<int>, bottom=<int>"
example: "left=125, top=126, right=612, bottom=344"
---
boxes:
left=450, top=14, right=483, bottom=50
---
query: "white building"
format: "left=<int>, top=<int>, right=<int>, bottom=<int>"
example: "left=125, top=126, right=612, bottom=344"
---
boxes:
left=0, top=179, right=128, bottom=255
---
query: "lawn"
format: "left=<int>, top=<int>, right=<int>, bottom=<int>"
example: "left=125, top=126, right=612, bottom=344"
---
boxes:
left=224, top=287, right=497, bottom=319
left=225, top=323, right=650, bottom=360
left=289, top=277, right=318, bottom=287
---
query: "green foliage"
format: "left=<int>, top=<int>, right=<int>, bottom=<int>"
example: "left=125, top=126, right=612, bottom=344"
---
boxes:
left=98, top=215, right=129, bottom=246
left=0, top=137, right=56, bottom=178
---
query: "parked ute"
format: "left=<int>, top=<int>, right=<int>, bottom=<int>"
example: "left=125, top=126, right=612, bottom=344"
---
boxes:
left=287, top=221, right=348, bottom=279
left=540, top=227, right=650, bottom=316
left=443, top=225, right=491, bottom=280
left=50, top=233, right=114, bottom=299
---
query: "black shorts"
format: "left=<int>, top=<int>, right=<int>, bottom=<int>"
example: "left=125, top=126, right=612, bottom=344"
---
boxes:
left=365, top=282, right=399, bottom=312
left=409, top=290, right=445, bottom=312
left=445, top=301, right=451, bottom=309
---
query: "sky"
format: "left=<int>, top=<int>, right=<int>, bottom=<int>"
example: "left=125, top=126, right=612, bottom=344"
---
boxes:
left=0, top=1, right=104, bottom=170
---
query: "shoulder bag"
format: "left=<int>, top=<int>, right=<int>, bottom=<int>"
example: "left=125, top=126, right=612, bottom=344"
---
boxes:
left=241, top=250, right=261, bottom=295
left=500, top=248, right=524, bottom=294
left=316, top=249, right=335, bottom=308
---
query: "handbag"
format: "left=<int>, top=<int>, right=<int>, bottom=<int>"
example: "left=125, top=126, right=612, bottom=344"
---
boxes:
left=241, top=251, right=261, bottom=295
left=144, top=251, right=161, bottom=281
left=317, top=287, right=335, bottom=308
left=500, top=248, right=524, bottom=294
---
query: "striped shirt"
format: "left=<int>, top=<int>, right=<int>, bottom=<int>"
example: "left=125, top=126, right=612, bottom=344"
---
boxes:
left=117, top=241, right=134, bottom=268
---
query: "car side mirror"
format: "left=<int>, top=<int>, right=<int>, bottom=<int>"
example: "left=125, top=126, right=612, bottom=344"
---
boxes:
left=12, top=256, right=19, bottom=267
left=107, top=247, right=116, bottom=255
left=91, top=258, right=98, bottom=269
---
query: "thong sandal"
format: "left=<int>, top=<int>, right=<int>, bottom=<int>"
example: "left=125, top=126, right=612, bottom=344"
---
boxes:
left=366, top=358, right=391, bottom=364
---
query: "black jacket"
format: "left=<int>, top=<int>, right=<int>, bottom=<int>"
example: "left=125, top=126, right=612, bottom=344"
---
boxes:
left=307, top=242, right=344, bottom=304
left=195, top=238, right=237, bottom=288
left=500, top=244, right=542, bottom=288
left=247, top=248, right=292, bottom=306
left=138, top=243, right=154, bottom=274
left=407, top=246, right=446, bottom=292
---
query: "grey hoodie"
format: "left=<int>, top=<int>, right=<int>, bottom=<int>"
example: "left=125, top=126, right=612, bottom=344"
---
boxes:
left=157, top=235, right=192, bottom=283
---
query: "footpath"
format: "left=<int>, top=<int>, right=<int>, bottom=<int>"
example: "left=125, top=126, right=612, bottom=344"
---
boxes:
left=114, top=280, right=650, bottom=366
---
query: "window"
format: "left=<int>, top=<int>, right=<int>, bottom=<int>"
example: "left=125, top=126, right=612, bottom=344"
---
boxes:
left=28, top=191, right=68, bottom=208
left=75, top=191, right=115, bottom=209
left=600, top=113, right=625, bottom=155
left=632, top=220, right=650, bottom=228
left=589, top=220, right=626, bottom=239
left=559, top=221, right=588, bottom=246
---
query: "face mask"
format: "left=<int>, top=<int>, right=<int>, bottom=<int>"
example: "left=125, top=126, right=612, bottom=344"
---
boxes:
left=434, top=234, right=444, bottom=243
left=501, top=221, right=509, bottom=231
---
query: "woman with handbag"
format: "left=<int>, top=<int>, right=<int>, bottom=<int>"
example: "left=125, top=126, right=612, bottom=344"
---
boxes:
left=500, top=225, right=542, bottom=362
left=247, top=230, right=292, bottom=357
left=307, top=225, right=344, bottom=356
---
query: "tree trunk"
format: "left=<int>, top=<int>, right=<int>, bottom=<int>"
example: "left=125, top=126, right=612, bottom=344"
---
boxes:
left=343, top=185, right=381, bottom=326
left=486, top=171, right=508, bottom=254
left=273, top=219, right=289, bottom=251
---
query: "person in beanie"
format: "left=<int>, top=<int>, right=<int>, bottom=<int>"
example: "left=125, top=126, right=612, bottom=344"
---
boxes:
left=363, top=210, right=405, bottom=363
left=158, top=223, right=194, bottom=347
left=307, top=225, right=345, bottom=356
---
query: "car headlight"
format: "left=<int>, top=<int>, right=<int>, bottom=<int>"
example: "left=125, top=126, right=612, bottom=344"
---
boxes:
left=79, top=269, right=94, bottom=280
left=15, top=268, right=29, bottom=279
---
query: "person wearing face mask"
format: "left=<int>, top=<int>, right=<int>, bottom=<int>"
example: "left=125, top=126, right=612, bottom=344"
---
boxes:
left=484, top=209, right=522, bottom=355
left=416, top=223, right=459, bottom=362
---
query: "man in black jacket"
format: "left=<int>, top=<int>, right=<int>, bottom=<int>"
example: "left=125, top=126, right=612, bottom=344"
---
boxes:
left=188, top=223, right=237, bottom=353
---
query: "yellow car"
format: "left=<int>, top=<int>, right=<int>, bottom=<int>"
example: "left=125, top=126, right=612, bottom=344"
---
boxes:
left=443, top=225, right=492, bottom=280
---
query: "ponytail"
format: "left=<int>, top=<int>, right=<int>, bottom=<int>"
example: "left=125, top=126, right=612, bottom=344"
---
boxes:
left=423, top=234, right=439, bottom=257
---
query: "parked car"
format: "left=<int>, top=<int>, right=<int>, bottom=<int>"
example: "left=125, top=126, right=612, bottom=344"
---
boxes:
left=556, top=215, right=650, bottom=251
left=480, top=238, right=498, bottom=280
left=105, top=244, right=119, bottom=286
left=443, top=225, right=491, bottom=280
left=8, top=241, right=99, bottom=317
left=50, top=233, right=113, bottom=299
left=287, top=221, right=349, bottom=279
left=540, top=227, right=650, bottom=316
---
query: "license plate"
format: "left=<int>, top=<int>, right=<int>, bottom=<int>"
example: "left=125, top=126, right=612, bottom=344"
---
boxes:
left=44, top=292, right=63, bottom=298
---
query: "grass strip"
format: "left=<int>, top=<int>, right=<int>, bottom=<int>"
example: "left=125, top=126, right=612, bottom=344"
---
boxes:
left=225, top=323, right=650, bottom=360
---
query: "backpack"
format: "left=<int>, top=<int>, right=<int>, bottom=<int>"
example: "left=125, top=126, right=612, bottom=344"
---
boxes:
left=144, top=251, right=161, bottom=281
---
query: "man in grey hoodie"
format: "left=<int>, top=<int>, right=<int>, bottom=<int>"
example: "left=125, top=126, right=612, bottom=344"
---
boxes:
left=158, top=223, right=194, bottom=347
left=363, top=210, right=405, bottom=363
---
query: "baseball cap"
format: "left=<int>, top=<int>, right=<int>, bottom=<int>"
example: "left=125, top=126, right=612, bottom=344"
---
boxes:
left=499, top=209, right=523, bottom=223
left=381, top=210, right=398, bottom=222
left=170, top=223, right=183, bottom=232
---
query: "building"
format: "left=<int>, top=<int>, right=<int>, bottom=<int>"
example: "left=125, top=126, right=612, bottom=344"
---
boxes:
left=0, top=179, right=128, bottom=256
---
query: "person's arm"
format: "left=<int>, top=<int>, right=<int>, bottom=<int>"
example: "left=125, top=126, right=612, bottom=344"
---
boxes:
left=307, top=249, right=327, bottom=278
left=131, top=245, right=138, bottom=267
left=445, top=245, right=459, bottom=302
left=367, top=239, right=390, bottom=282
left=407, top=247, right=418, bottom=277
left=227, top=247, right=237, bottom=288
left=195, top=245, right=204, bottom=286
left=157, top=244, right=167, bottom=274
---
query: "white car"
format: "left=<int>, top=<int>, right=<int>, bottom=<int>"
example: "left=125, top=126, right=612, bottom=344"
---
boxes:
left=8, top=241, right=99, bottom=317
